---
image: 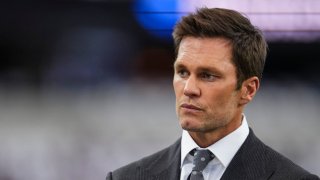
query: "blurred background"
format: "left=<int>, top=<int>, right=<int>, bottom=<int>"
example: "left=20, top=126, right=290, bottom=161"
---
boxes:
left=0, top=0, right=319, bottom=179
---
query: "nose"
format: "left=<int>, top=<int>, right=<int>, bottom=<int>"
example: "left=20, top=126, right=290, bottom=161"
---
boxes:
left=183, top=75, right=200, bottom=97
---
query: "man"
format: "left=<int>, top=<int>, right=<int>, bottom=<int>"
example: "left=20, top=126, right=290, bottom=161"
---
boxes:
left=106, top=8, right=319, bottom=180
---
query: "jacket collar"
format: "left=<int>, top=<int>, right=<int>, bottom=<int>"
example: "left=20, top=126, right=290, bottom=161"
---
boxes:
left=143, top=129, right=276, bottom=180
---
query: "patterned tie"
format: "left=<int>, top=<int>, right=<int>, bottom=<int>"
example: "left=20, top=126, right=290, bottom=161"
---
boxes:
left=188, top=149, right=214, bottom=180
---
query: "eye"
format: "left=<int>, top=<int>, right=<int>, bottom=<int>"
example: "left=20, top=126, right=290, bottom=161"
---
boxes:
left=200, top=72, right=216, bottom=81
left=177, top=69, right=189, bottom=78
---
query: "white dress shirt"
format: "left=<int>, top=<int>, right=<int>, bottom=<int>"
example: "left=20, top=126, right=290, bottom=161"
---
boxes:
left=180, top=115, right=249, bottom=180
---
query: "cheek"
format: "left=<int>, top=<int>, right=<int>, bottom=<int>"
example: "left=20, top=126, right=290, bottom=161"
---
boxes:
left=173, top=80, right=182, bottom=114
left=204, top=88, right=233, bottom=109
left=212, top=92, right=239, bottom=113
left=173, top=78, right=184, bottom=96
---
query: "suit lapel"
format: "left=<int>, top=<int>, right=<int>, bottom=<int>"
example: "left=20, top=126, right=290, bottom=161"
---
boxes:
left=221, top=129, right=275, bottom=180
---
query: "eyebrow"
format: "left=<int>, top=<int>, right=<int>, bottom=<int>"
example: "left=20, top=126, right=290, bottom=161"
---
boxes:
left=174, top=62, right=223, bottom=77
left=173, top=62, right=185, bottom=69
left=199, top=66, right=221, bottom=71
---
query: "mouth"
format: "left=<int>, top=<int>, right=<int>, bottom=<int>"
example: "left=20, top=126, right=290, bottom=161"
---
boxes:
left=180, top=103, right=203, bottom=111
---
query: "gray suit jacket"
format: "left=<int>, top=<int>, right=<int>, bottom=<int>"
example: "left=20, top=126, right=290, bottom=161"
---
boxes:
left=106, top=130, right=319, bottom=180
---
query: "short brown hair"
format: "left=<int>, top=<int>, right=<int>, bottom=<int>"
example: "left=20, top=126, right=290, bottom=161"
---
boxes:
left=172, top=8, right=267, bottom=89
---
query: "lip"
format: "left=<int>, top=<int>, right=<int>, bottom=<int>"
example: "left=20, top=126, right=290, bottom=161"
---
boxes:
left=180, top=103, right=203, bottom=111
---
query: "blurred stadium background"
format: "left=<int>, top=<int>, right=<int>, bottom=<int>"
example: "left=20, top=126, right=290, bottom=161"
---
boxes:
left=0, top=0, right=319, bottom=179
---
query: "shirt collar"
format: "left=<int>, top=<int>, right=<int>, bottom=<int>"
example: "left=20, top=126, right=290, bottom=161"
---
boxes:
left=180, top=115, right=249, bottom=167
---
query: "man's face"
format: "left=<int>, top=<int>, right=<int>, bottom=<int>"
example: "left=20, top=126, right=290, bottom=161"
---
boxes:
left=173, top=36, right=242, bottom=133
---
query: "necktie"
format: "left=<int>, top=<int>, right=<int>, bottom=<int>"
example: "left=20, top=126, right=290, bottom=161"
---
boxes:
left=188, top=149, right=214, bottom=180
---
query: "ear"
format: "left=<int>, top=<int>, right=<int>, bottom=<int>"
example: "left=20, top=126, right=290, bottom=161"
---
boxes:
left=239, top=76, right=260, bottom=105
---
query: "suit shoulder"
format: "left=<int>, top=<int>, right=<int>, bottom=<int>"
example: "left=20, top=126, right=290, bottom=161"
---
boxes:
left=258, top=139, right=319, bottom=179
left=108, top=139, right=181, bottom=180
left=113, top=146, right=170, bottom=174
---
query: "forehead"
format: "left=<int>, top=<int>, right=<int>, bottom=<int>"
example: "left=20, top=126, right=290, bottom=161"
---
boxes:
left=175, top=37, right=234, bottom=70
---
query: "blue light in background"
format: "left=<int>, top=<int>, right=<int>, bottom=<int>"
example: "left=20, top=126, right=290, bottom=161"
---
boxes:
left=133, top=0, right=183, bottom=41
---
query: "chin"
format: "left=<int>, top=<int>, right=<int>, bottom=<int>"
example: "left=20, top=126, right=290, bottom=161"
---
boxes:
left=180, top=119, right=204, bottom=132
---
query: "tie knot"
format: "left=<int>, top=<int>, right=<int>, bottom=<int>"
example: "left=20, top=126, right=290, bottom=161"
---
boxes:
left=191, top=149, right=214, bottom=172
